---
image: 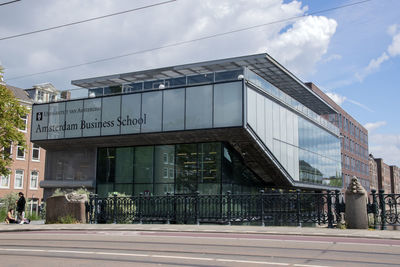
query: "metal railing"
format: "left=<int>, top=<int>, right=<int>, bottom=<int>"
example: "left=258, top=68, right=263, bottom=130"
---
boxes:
left=87, top=190, right=343, bottom=227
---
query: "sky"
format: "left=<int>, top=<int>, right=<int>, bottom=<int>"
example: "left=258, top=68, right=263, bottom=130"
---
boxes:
left=0, top=0, right=399, bottom=166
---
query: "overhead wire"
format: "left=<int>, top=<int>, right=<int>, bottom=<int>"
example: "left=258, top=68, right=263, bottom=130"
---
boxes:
left=5, top=0, right=373, bottom=82
left=0, top=0, right=20, bottom=7
left=0, top=0, right=176, bottom=41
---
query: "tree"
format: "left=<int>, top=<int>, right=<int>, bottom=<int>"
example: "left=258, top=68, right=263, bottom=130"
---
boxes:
left=0, top=67, right=28, bottom=176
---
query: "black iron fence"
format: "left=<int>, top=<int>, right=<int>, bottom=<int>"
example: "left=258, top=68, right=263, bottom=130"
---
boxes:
left=87, top=189, right=400, bottom=229
left=87, top=190, right=345, bottom=227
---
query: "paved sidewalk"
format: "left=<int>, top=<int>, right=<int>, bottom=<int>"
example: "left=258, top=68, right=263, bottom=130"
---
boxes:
left=1, top=222, right=399, bottom=240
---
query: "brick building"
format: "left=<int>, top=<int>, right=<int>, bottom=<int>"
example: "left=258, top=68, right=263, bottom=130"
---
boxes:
left=0, top=84, right=46, bottom=213
left=369, top=154, right=379, bottom=191
left=374, top=158, right=392, bottom=193
left=305, top=83, right=369, bottom=191
left=390, top=165, right=400, bottom=194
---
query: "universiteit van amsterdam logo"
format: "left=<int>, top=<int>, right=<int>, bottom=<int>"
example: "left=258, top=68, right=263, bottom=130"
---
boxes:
left=36, top=112, right=43, bottom=121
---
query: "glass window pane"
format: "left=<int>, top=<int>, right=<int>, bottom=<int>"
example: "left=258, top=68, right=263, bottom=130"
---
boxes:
left=187, top=73, right=213, bottom=84
left=134, top=184, right=153, bottom=196
left=48, top=102, right=66, bottom=139
left=154, top=183, right=174, bottom=195
left=154, top=145, right=175, bottom=183
left=134, top=146, right=154, bottom=183
left=214, top=82, right=242, bottom=127
left=141, top=91, right=162, bottom=133
left=198, top=143, right=221, bottom=183
left=120, top=93, right=141, bottom=134
left=97, top=148, right=116, bottom=183
left=163, top=89, right=185, bottom=131
left=115, top=147, right=134, bottom=183
left=215, top=70, right=243, bottom=82
left=176, top=144, right=197, bottom=193
left=101, top=96, right=121, bottom=136
left=82, top=98, right=102, bottom=137
left=64, top=100, right=83, bottom=138
left=185, top=85, right=212, bottom=129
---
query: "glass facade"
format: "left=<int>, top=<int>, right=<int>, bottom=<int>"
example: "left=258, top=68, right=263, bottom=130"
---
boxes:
left=96, top=142, right=263, bottom=197
left=247, top=86, right=342, bottom=187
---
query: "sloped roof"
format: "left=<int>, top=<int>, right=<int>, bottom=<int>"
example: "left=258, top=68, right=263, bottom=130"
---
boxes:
left=72, top=53, right=336, bottom=115
left=5, top=84, right=33, bottom=104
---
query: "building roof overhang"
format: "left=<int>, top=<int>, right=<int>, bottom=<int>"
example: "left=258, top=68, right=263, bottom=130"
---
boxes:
left=72, top=53, right=336, bottom=115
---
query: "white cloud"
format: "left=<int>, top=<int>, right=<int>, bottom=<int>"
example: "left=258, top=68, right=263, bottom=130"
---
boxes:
left=364, top=121, right=387, bottom=132
left=322, top=54, right=342, bottom=63
left=345, top=98, right=374, bottom=113
left=369, top=134, right=400, bottom=166
left=326, top=92, right=346, bottom=106
left=356, top=24, right=400, bottom=81
left=266, top=15, right=337, bottom=76
left=0, top=0, right=337, bottom=90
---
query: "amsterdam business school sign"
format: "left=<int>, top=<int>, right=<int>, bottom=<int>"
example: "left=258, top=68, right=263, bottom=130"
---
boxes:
left=31, top=93, right=155, bottom=141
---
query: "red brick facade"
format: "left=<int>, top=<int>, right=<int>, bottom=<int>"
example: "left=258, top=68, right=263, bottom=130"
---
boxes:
left=305, top=83, right=370, bottom=191
left=0, top=86, right=45, bottom=212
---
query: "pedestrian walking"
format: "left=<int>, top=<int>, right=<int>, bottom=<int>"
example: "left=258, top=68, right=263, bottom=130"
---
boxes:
left=16, top=192, right=26, bottom=224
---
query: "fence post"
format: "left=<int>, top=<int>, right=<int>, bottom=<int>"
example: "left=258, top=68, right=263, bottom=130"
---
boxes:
left=94, top=194, right=98, bottom=224
left=334, top=190, right=341, bottom=225
left=139, top=193, right=143, bottom=224
left=327, top=190, right=333, bottom=228
left=260, top=190, right=265, bottom=227
left=371, top=189, right=378, bottom=230
left=113, top=194, right=117, bottom=224
left=195, top=191, right=200, bottom=225
left=296, top=189, right=302, bottom=227
left=88, top=194, right=93, bottom=224
left=227, top=191, right=231, bottom=226
left=379, top=189, right=386, bottom=230
left=166, top=192, right=171, bottom=225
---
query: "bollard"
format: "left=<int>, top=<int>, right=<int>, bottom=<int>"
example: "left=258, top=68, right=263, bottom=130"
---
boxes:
left=345, top=176, right=368, bottom=229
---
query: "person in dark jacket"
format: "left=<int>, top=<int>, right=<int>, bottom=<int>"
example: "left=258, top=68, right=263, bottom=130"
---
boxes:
left=16, top=192, right=26, bottom=224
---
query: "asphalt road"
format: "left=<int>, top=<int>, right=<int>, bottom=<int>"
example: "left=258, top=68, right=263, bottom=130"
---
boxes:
left=0, top=230, right=399, bottom=267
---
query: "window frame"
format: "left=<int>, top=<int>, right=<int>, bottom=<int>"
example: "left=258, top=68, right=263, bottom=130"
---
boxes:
left=19, top=114, right=28, bottom=132
left=32, top=143, right=40, bottom=162
left=16, top=144, right=25, bottom=160
left=30, top=170, right=39, bottom=190
left=0, top=171, right=10, bottom=188
left=14, top=169, right=24, bottom=189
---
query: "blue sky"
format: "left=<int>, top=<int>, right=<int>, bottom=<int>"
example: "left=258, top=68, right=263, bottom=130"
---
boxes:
left=0, top=0, right=399, bottom=165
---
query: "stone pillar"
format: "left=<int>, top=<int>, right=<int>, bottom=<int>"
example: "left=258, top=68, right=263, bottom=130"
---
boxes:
left=345, top=176, right=368, bottom=229
left=46, top=193, right=88, bottom=223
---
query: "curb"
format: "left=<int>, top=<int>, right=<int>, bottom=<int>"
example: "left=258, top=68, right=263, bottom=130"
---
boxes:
left=1, top=224, right=399, bottom=240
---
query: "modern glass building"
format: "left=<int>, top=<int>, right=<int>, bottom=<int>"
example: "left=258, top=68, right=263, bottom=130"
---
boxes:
left=33, top=53, right=342, bottom=198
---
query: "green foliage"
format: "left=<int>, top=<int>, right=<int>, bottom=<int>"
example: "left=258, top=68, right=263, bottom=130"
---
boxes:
left=107, top=191, right=135, bottom=223
left=0, top=67, right=29, bottom=176
left=51, top=187, right=91, bottom=198
left=51, top=188, right=65, bottom=197
left=58, top=215, right=78, bottom=224
left=26, top=212, right=41, bottom=221
left=0, top=192, right=18, bottom=211
left=0, top=207, right=6, bottom=222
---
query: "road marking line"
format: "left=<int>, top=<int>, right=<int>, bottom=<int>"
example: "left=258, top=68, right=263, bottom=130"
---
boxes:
left=0, top=247, right=331, bottom=266
left=294, top=264, right=330, bottom=267
left=151, top=255, right=213, bottom=261
left=216, top=258, right=289, bottom=265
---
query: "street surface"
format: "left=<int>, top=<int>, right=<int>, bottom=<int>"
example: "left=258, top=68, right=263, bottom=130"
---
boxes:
left=0, top=230, right=399, bottom=266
